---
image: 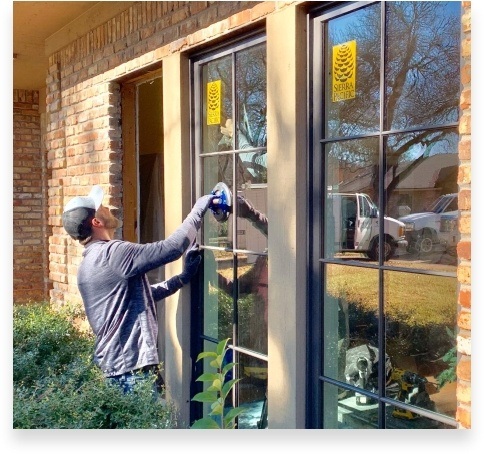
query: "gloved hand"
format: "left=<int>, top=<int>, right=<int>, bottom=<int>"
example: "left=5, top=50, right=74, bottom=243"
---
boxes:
left=192, top=194, right=220, bottom=216
left=178, top=243, right=202, bottom=284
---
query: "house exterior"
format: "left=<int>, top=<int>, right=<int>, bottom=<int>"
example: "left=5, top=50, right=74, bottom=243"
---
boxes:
left=13, top=1, right=471, bottom=429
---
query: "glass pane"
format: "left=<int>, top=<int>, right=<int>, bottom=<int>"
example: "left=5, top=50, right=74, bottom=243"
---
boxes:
left=385, top=403, right=455, bottom=429
left=324, top=382, right=377, bottom=429
left=235, top=187, right=268, bottom=253
left=237, top=253, right=268, bottom=355
left=325, top=2, right=381, bottom=139
left=236, top=149, right=267, bottom=186
left=238, top=354, right=268, bottom=429
left=324, top=264, right=379, bottom=387
left=202, top=248, right=234, bottom=341
left=235, top=43, right=267, bottom=149
left=386, top=130, right=458, bottom=270
left=385, top=2, right=460, bottom=130
left=202, top=155, right=234, bottom=249
left=385, top=271, right=457, bottom=419
left=202, top=55, right=233, bottom=154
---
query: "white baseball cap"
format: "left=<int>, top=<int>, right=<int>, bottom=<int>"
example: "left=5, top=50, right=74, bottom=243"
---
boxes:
left=62, top=185, right=105, bottom=239
left=63, top=185, right=104, bottom=213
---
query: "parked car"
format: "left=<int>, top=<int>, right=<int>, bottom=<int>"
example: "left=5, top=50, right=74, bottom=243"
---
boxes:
left=398, top=193, right=458, bottom=254
left=328, top=192, right=407, bottom=261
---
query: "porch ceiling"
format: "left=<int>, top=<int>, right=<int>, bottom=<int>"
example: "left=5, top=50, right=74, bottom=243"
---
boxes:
left=13, top=1, right=135, bottom=91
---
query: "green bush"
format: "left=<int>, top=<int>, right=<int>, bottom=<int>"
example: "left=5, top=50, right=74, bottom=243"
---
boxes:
left=13, top=302, right=177, bottom=429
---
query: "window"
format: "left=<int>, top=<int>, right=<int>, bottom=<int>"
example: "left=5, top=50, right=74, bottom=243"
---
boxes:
left=310, top=1, right=459, bottom=428
left=192, top=34, right=268, bottom=429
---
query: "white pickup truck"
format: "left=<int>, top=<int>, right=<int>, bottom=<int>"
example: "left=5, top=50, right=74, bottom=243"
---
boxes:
left=398, top=193, right=458, bottom=254
left=329, top=193, right=407, bottom=261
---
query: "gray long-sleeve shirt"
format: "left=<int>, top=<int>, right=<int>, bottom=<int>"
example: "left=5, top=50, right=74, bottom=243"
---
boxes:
left=77, top=195, right=211, bottom=377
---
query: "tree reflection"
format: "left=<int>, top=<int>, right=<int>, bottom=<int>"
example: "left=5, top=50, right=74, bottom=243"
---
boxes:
left=327, top=1, right=460, bottom=201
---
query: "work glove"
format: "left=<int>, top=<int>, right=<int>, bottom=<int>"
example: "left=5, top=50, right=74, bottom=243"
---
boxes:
left=192, top=194, right=219, bottom=216
left=178, top=243, right=202, bottom=284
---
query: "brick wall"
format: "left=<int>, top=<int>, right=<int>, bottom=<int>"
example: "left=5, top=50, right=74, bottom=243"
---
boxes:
left=456, top=1, right=471, bottom=429
left=13, top=90, right=48, bottom=303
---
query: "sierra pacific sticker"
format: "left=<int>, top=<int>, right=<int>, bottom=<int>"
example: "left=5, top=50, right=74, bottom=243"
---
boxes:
left=207, top=80, right=221, bottom=125
left=332, top=40, right=356, bottom=102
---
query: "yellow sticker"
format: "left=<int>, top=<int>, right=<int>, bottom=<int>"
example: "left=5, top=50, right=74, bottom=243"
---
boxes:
left=207, top=80, right=221, bottom=125
left=332, top=40, right=356, bottom=102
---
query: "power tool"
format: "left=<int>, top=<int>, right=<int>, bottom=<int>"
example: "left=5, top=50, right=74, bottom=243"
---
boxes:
left=390, top=368, right=435, bottom=420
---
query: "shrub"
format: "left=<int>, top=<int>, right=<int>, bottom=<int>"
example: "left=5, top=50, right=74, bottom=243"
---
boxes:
left=13, top=302, right=177, bottom=429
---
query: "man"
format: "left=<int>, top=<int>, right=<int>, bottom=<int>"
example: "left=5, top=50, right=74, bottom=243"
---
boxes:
left=61, top=185, right=216, bottom=393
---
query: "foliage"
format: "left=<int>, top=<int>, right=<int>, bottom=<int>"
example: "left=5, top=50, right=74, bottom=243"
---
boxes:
left=13, top=301, right=177, bottom=429
left=191, top=338, right=246, bottom=429
left=435, top=327, right=458, bottom=389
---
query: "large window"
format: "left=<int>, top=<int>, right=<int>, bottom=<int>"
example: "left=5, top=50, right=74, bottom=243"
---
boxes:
left=192, top=34, right=268, bottom=429
left=311, top=1, right=460, bottom=428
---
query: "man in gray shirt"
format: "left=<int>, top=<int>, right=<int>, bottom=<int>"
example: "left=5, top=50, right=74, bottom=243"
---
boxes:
left=62, top=185, right=216, bottom=393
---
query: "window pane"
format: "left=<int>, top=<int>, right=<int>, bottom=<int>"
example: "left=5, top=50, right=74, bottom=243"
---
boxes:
left=235, top=44, right=267, bottom=149
left=202, top=155, right=234, bottom=249
left=202, top=249, right=234, bottom=341
left=237, top=253, right=268, bottom=355
left=385, top=403, right=455, bottom=429
left=238, top=354, right=268, bottom=429
left=236, top=186, right=268, bottom=253
left=385, top=271, right=457, bottom=419
left=325, top=2, right=381, bottom=139
left=386, top=130, right=458, bottom=270
left=202, top=55, right=233, bottom=154
left=324, top=382, right=377, bottom=429
left=385, top=2, right=461, bottom=130
left=324, top=264, right=379, bottom=386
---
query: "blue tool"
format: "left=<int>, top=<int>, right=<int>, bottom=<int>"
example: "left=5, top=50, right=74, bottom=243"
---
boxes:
left=210, top=182, right=232, bottom=222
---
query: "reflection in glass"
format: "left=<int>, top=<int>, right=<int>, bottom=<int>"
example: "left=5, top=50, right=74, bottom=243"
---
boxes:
left=385, top=2, right=460, bottom=130
left=384, top=271, right=457, bottom=419
left=237, top=253, right=268, bottom=355
left=324, top=382, right=377, bottom=429
left=385, top=403, right=455, bottom=429
left=324, top=264, right=379, bottom=387
left=202, top=155, right=234, bottom=250
left=325, top=138, right=396, bottom=262
left=325, top=2, right=381, bottom=139
left=202, top=55, right=232, bottom=154
left=386, top=130, right=459, bottom=270
left=235, top=44, right=267, bottom=149
left=202, top=249, right=233, bottom=341
left=236, top=188, right=267, bottom=253
left=238, top=354, right=268, bottom=429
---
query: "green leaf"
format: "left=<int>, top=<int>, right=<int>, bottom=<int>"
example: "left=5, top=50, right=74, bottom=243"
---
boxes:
left=196, top=351, right=218, bottom=361
left=210, top=401, right=223, bottom=415
left=209, top=357, right=222, bottom=370
left=222, top=362, right=237, bottom=375
left=221, top=378, right=241, bottom=398
left=211, top=378, right=222, bottom=391
left=195, top=372, right=219, bottom=382
left=191, top=391, right=218, bottom=403
left=223, top=406, right=247, bottom=425
left=216, top=338, right=230, bottom=356
left=191, top=417, right=221, bottom=429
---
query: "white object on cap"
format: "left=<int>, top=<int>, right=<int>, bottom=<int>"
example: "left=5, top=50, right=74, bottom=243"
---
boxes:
left=63, top=185, right=105, bottom=213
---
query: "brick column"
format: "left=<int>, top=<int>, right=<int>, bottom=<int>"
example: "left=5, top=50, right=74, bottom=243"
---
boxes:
left=456, top=0, right=471, bottom=429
